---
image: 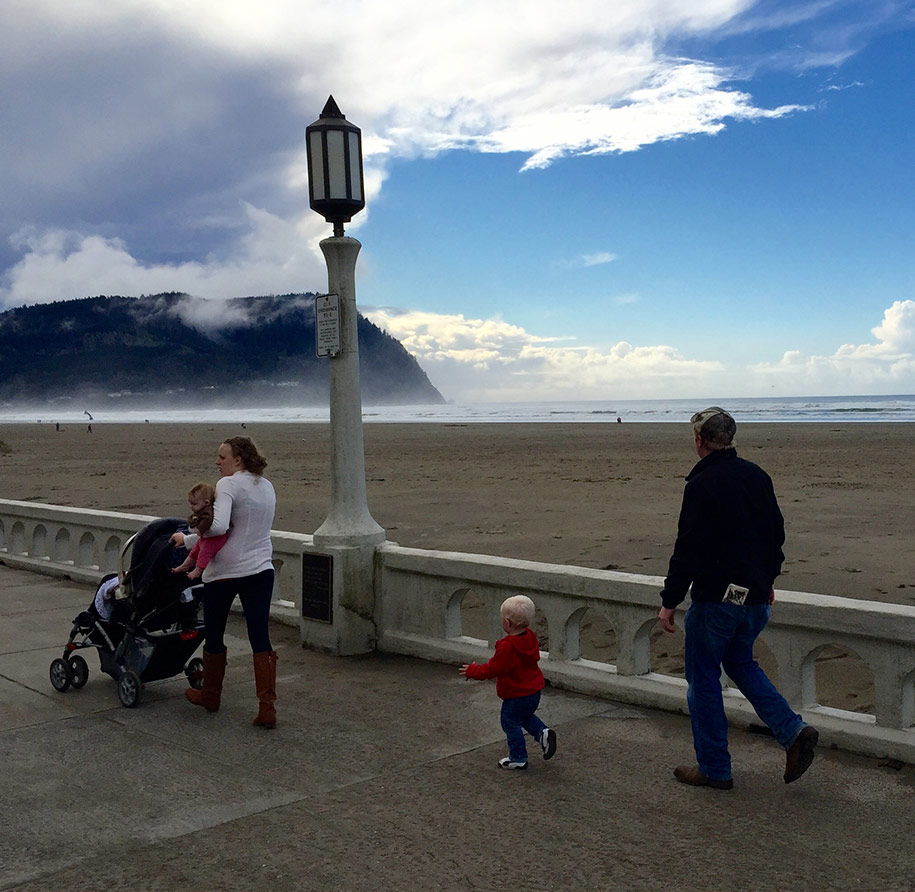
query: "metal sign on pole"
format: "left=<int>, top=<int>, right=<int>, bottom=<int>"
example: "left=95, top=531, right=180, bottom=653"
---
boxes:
left=315, top=292, right=342, bottom=357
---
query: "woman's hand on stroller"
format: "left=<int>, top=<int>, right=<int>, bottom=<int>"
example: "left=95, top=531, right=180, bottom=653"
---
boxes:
left=170, top=531, right=186, bottom=548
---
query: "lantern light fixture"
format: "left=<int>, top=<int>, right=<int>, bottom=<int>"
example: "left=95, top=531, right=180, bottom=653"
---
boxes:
left=305, top=95, right=365, bottom=237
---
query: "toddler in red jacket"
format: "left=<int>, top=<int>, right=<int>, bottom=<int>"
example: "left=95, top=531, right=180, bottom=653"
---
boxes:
left=460, top=594, right=557, bottom=770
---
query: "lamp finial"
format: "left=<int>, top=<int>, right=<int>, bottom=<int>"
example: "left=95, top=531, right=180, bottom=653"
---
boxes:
left=321, top=95, right=344, bottom=119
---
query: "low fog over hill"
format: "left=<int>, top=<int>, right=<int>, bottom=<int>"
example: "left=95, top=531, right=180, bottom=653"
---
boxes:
left=0, top=293, right=444, bottom=410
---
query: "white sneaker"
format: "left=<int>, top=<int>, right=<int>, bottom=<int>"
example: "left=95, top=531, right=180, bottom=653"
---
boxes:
left=540, top=728, right=557, bottom=760
left=498, top=757, right=528, bottom=770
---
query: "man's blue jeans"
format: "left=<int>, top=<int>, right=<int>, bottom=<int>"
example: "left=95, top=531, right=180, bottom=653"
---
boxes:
left=684, top=601, right=806, bottom=781
left=501, top=691, right=547, bottom=763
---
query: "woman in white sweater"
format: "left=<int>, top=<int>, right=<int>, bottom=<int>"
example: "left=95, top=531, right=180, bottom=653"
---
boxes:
left=172, top=437, right=278, bottom=728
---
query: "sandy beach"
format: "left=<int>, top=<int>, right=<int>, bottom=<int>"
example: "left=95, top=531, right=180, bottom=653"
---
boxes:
left=2, top=420, right=913, bottom=712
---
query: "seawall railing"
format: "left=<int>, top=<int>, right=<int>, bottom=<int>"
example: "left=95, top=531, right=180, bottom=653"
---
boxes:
left=0, top=499, right=309, bottom=627
left=3, top=498, right=914, bottom=764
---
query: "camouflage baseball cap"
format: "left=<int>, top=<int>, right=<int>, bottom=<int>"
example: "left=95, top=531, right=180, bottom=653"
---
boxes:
left=691, top=406, right=736, bottom=442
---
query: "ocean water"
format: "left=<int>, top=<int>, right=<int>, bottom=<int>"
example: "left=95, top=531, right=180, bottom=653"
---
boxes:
left=4, top=394, right=915, bottom=424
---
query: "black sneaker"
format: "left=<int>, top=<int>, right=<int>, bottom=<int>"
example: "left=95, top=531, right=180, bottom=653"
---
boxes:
left=498, top=757, right=528, bottom=770
left=540, top=728, right=557, bottom=760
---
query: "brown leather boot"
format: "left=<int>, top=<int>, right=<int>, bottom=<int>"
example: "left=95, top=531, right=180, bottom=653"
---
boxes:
left=784, top=726, right=819, bottom=783
left=185, top=649, right=227, bottom=712
left=252, top=650, right=277, bottom=728
left=674, top=765, right=734, bottom=790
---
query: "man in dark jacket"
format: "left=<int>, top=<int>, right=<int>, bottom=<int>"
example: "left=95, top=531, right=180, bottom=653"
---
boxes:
left=657, top=407, right=818, bottom=789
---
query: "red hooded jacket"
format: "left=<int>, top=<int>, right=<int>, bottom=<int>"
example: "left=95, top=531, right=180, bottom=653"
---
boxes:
left=464, top=628, right=545, bottom=700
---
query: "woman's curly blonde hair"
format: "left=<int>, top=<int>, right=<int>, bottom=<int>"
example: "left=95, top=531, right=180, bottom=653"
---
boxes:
left=223, top=436, right=267, bottom=475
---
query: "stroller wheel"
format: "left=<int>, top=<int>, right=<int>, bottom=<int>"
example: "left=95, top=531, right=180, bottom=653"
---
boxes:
left=185, top=657, right=204, bottom=690
left=49, top=658, right=72, bottom=692
left=117, top=670, right=143, bottom=708
left=68, top=655, right=89, bottom=689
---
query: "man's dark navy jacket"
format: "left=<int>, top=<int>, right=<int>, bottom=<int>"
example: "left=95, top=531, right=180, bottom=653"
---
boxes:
left=660, top=447, right=785, bottom=609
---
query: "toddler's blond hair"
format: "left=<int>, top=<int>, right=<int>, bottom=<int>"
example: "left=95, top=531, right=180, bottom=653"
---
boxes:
left=500, top=594, right=535, bottom=629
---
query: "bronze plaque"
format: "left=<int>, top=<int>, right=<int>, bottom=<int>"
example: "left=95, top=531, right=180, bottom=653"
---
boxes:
left=302, top=553, right=333, bottom=623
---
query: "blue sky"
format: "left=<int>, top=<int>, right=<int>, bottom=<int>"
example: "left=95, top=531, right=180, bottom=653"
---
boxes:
left=1, top=0, right=914, bottom=402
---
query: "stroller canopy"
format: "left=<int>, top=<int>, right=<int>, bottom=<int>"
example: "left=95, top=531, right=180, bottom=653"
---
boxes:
left=124, top=517, right=192, bottom=617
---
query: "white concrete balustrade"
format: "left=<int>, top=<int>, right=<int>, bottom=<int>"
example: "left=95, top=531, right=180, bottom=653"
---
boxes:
left=3, top=498, right=915, bottom=764
left=375, top=543, right=915, bottom=764
left=0, top=499, right=308, bottom=626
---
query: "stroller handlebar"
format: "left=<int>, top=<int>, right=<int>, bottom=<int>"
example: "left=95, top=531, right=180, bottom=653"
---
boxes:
left=119, top=532, right=138, bottom=584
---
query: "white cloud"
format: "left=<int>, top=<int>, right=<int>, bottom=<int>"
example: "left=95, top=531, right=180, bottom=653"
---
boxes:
left=0, top=0, right=821, bottom=308
left=751, top=300, right=915, bottom=392
left=871, top=300, right=915, bottom=352
left=581, top=252, right=618, bottom=267
left=560, top=251, right=618, bottom=269
left=165, top=295, right=256, bottom=334
left=4, top=1, right=810, bottom=180
left=821, top=80, right=865, bottom=92
left=719, top=0, right=908, bottom=71
left=163, top=291, right=318, bottom=335
left=474, top=62, right=808, bottom=170
left=243, top=1, right=806, bottom=172
left=366, top=300, right=915, bottom=401
left=0, top=205, right=334, bottom=307
left=365, top=306, right=722, bottom=401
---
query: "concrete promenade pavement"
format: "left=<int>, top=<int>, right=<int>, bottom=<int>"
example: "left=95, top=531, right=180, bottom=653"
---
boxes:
left=2, top=563, right=915, bottom=892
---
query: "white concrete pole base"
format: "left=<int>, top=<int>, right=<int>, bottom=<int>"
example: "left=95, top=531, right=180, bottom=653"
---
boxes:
left=300, top=543, right=377, bottom=655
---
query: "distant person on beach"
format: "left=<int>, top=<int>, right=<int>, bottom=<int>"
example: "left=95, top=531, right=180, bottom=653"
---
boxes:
left=460, top=595, right=557, bottom=770
left=657, top=407, right=818, bottom=789
left=170, top=437, right=278, bottom=728
left=172, top=482, right=228, bottom=580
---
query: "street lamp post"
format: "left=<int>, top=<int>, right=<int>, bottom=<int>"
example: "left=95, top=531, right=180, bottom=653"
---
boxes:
left=306, top=96, right=384, bottom=548
left=303, top=97, right=384, bottom=653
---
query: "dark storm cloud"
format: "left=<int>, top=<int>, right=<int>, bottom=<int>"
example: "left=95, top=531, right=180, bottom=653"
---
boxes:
left=0, top=3, right=305, bottom=272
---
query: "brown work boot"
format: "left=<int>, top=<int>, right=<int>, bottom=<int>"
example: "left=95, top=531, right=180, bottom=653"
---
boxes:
left=185, top=649, right=227, bottom=712
left=252, top=650, right=277, bottom=729
left=674, top=765, right=734, bottom=790
left=784, top=726, right=819, bottom=783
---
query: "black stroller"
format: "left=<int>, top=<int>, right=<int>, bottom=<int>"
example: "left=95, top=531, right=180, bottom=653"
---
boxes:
left=49, top=518, right=206, bottom=708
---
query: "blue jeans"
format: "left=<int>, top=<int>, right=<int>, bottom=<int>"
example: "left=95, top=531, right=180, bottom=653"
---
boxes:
left=684, top=601, right=806, bottom=781
left=501, top=691, right=548, bottom=763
